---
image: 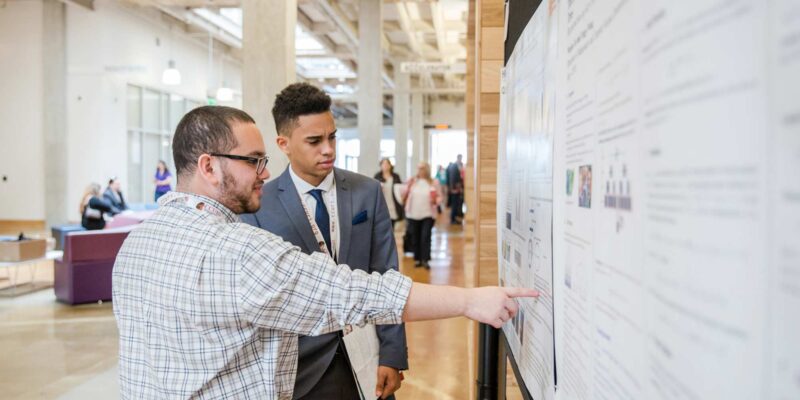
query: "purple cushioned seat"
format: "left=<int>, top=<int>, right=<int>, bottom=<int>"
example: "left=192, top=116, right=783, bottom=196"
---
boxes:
left=54, top=226, right=135, bottom=305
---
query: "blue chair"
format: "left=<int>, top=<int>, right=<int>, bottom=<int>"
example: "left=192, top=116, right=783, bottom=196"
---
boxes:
left=51, top=225, right=86, bottom=251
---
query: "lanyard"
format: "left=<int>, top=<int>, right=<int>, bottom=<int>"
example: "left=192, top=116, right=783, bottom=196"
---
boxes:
left=297, top=186, right=338, bottom=260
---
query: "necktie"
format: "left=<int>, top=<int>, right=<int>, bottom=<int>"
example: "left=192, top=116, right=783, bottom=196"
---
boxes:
left=307, top=189, right=332, bottom=256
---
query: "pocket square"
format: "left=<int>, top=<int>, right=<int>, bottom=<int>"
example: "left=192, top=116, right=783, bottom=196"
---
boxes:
left=352, top=210, right=368, bottom=225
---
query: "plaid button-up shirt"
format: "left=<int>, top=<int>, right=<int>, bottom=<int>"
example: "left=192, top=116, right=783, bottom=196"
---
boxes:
left=112, top=192, right=412, bottom=399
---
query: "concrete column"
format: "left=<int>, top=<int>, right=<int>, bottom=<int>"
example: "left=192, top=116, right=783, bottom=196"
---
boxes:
left=242, top=0, right=296, bottom=177
left=423, top=127, right=430, bottom=165
left=356, top=0, right=382, bottom=176
left=43, top=0, right=67, bottom=226
left=410, top=93, right=424, bottom=173
left=392, top=66, right=410, bottom=180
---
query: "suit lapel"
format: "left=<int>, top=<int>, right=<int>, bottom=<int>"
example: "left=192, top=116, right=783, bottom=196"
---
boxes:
left=276, top=168, right=320, bottom=253
left=335, top=169, right=353, bottom=263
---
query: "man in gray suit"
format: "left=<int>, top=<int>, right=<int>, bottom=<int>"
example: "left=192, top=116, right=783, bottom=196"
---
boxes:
left=241, top=83, right=407, bottom=400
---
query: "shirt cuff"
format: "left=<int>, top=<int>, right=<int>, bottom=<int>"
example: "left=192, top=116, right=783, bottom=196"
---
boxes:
left=369, top=270, right=412, bottom=326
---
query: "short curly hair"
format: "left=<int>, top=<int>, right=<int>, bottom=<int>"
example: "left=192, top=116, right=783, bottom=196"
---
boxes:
left=272, top=82, right=332, bottom=136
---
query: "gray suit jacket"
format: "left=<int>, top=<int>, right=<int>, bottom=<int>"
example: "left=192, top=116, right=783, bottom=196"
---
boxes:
left=240, top=167, right=408, bottom=398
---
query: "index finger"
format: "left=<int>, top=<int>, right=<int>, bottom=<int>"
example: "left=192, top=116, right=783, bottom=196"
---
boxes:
left=503, top=287, right=540, bottom=298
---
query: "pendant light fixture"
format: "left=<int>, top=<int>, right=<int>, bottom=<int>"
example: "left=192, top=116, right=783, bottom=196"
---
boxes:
left=214, top=38, right=233, bottom=102
left=162, top=60, right=181, bottom=85
left=162, top=26, right=181, bottom=86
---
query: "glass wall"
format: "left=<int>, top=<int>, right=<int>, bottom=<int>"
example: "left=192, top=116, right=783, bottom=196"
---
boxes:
left=126, top=85, right=202, bottom=203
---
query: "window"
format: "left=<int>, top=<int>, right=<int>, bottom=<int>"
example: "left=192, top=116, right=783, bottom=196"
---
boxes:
left=127, top=85, right=202, bottom=203
left=430, top=129, right=467, bottom=173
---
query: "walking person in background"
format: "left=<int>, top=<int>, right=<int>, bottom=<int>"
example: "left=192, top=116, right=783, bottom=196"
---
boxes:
left=79, top=183, right=113, bottom=230
left=103, top=177, right=128, bottom=215
left=402, top=162, right=442, bottom=269
left=153, top=160, right=172, bottom=202
left=374, top=158, right=405, bottom=227
left=445, top=154, right=464, bottom=224
left=434, top=165, right=447, bottom=215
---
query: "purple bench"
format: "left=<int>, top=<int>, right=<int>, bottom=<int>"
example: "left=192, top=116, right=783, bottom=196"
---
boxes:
left=54, top=226, right=135, bottom=305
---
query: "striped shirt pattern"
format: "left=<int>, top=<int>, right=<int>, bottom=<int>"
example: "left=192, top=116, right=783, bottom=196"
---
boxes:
left=112, top=191, right=412, bottom=399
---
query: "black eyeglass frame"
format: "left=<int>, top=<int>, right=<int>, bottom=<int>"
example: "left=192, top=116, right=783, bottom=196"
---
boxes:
left=209, top=153, right=269, bottom=175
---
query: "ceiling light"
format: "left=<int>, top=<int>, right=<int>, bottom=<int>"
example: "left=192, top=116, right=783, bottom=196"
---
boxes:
left=162, top=60, right=181, bottom=85
left=216, top=86, right=234, bottom=102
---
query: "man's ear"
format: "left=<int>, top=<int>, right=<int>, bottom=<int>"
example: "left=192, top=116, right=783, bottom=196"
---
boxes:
left=196, top=154, right=220, bottom=186
left=276, top=134, right=291, bottom=156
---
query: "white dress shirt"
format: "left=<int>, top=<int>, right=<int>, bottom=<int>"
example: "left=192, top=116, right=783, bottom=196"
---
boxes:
left=289, top=166, right=340, bottom=260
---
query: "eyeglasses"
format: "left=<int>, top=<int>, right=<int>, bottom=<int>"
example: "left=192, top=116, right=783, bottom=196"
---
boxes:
left=210, top=153, right=269, bottom=175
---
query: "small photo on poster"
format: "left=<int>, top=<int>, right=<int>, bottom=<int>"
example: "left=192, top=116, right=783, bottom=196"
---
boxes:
left=502, top=241, right=512, bottom=262
left=578, top=165, right=592, bottom=208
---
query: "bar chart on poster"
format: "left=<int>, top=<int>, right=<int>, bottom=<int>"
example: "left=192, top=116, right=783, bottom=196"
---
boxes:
left=496, top=1, right=800, bottom=399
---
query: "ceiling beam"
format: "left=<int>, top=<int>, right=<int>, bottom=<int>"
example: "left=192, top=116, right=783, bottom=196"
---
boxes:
left=430, top=2, right=460, bottom=89
left=395, top=2, right=423, bottom=59
left=430, top=2, right=447, bottom=59
left=313, top=0, right=395, bottom=88
left=157, top=5, right=242, bottom=49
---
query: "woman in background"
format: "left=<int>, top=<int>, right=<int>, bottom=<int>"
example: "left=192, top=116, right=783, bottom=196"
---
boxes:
left=373, top=158, right=405, bottom=227
left=402, top=162, right=442, bottom=269
left=154, top=160, right=172, bottom=202
left=79, top=183, right=113, bottom=230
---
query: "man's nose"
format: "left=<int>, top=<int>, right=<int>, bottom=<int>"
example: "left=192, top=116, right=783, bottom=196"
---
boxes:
left=321, top=140, right=334, bottom=155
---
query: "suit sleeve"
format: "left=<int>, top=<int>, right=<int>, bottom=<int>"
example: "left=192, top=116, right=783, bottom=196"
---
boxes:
left=369, top=181, right=410, bottom=370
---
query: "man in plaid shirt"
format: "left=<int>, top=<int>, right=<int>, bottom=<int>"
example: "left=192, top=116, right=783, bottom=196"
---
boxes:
left=113, top=106, right=538, bottom=399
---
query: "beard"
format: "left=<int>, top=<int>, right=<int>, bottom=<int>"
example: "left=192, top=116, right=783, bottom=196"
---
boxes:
left=218, top=167, right=260, bottom=214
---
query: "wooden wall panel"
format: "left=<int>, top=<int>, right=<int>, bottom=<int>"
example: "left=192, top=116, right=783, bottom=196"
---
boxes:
left=479, top=129, right=499, bottom=161
left=474, top=0, right=503, bottom=290
left=470, top=0, right=504, bottom=392
left=480, top=93, right=500, bottom=126
left=480, top=60, right=503, bottom=93
left=478, top=259, right=499, bottom=286
left=480, top=164, right=498, bottom=186
left=479, top=225, right=498, bottom=258
left=480, top=27, right=505, bottom=60
left=466, top=1, right=478, bottom=396
left=479, top=191, right=497, bottom=220
left=481, top=1, right=505, bottom=27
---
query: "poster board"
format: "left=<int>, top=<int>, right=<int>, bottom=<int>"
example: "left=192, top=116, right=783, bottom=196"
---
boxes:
left=497, top=0, right=800, bottom=399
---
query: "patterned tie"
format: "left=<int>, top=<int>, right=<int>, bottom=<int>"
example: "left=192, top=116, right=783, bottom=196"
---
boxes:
left=307, top=189, right=332, bottom=255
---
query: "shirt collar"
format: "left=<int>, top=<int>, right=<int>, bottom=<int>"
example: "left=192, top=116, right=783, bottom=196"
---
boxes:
left=289, top=165, right=335, bottom=195
left=158, top=191, right=239, bottom=223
